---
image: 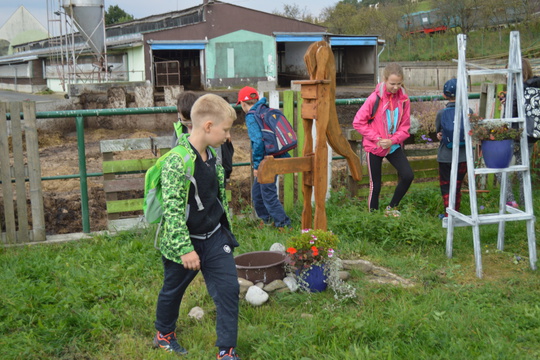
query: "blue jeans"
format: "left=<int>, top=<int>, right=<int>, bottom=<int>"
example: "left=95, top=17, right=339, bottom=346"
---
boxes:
left=154, top=226, right=239, bottom=348
left=252, top=176, right=291, bottom=227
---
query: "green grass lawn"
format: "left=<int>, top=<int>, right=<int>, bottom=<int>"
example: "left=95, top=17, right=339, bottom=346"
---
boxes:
left=1, top=186, right=539, bottom=359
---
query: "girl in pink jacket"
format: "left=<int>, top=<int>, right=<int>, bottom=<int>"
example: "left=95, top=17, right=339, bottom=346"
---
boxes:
left=353, top=63, right=414, bottom=216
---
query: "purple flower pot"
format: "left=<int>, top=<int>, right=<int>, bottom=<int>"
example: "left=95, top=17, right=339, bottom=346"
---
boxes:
left=296, top=264, right=327, bottom=292
left=481, top=140, right=513, bottom=169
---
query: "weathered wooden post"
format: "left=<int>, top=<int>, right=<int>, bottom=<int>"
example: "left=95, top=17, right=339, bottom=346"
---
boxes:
left=0, top=101, right=45, bottom=243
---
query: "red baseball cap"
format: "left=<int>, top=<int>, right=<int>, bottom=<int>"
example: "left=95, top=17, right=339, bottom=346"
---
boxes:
left=236, top=86, right=259, bottom=105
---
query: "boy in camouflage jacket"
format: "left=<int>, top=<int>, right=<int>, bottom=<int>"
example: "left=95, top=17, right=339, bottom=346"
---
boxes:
left=153, top=94, right=241, bottom=360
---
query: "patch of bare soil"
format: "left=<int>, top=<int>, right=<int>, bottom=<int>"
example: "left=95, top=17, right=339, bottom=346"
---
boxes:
left=16, top=125, right=256, bottom=235
left=22, top=123, right=358, bottom=235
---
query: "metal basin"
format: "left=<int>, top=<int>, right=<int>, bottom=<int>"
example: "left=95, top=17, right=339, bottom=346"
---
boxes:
left=235, top=251, right=286, bottom=285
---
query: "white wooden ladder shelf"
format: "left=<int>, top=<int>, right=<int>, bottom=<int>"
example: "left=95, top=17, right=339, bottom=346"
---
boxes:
left=444, top=31, right=537, bottom=278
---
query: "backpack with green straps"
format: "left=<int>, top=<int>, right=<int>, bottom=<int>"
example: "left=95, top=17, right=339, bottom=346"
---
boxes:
left=143, top=137, right=206, bottom=225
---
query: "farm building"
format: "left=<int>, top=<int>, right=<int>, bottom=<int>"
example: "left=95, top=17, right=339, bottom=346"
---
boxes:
left=0, top=0, right=384, bottom=95
left=0, top=6, right=49, bottom=56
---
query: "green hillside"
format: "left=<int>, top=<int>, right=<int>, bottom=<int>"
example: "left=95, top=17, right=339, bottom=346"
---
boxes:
left=381, top=23, right=540, bottom=62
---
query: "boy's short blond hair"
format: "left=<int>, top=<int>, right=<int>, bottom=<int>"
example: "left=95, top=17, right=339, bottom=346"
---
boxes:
left=191, top=94, right=237, bottom=126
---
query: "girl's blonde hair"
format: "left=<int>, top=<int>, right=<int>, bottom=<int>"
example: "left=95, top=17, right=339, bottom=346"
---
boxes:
left=383, top=62, right=404, bottom=81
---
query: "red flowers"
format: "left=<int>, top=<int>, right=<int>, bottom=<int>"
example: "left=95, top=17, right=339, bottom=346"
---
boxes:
left=285, top=229, right=339, bottom=271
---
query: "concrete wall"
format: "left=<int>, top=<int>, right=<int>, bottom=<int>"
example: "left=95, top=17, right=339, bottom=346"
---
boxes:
left=0, top=62, right=31, bottom=78
left=382, top=61, right=506, bottom=91
left=47, top=79, right=66, bottom=93
left=68, top=81, right=148, bottom=98
left=0, top=60, right=47, bottom=92
left=65, top=81, right=175, bottom=132
left=0, top=82, right=43, bottom=93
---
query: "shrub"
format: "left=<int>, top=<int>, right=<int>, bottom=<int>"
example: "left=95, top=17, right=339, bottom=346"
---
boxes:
left=410, top=100, right=443, bottom=135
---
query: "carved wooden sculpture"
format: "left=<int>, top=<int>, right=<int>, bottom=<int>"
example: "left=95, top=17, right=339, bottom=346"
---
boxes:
left=303, top=40, right=363, bottom=182
left=258, top=40, right=362, bottom=230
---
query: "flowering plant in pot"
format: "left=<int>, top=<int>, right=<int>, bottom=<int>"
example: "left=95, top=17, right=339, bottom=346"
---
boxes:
left=285, top=229, right=339, bottom=292
left=284, top=229, right=356, bottom=299
left=468, top=115, right=523, bottom=168
left=468, top=115, right=522, bottom=142
left=285, top=228, right=338, bottom=271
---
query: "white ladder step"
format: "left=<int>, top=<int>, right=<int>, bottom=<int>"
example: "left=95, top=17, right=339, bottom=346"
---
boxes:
left=467, top=69, right=520, bottom=76
left=473, top=164, right=529, bottom=174
left=477, top=117, right=525, bottom=123
left=443, top=212, right=535, bottom=228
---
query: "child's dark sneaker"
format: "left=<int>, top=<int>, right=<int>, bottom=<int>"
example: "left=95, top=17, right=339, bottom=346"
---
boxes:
left=217, top=348, right=240, bottom=360
left=153, top=331, right=188, bottom=355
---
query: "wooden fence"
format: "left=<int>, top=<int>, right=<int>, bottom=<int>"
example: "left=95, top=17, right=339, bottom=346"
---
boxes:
left=0, top=101, right=45, bottom=244
left=100, top=136, right=172, bottom=231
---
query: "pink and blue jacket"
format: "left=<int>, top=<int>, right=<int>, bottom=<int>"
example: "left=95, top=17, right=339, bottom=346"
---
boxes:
left=353, top=82, right=411, bottom=157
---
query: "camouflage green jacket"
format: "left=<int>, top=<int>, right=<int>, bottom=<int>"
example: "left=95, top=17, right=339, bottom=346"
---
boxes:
left=159, top=134, right=232, bottom=264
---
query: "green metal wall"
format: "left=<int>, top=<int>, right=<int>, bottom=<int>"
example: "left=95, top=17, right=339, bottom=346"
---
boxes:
left=206, top=30, right=276, bottom=88
left=9, top=30, right=48, bottom=54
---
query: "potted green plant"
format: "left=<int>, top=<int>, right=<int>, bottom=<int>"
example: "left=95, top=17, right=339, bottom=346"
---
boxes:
left=468, top=115, right=523, bottom=168
left=285, top=229, right=339, bottom=292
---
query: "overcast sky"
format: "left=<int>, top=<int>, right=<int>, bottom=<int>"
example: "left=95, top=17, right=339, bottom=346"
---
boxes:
left=1, top=0, right=335, bottom=32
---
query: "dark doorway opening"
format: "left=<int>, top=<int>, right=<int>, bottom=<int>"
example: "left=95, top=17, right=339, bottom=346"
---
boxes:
left=152, top=49, right=202, bottom=90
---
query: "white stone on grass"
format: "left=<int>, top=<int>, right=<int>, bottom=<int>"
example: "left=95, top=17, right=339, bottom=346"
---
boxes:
left=269, top=243, right=286, bottom=253
left=188, top=306, right=204, bottom=320
left=245, top=286, right=269, bottom=306
left=283, top=276, right=298, bottom=292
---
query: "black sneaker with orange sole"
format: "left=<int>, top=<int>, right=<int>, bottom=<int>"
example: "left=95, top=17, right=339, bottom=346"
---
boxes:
left=217, top=348, right=240, bottom=360
left=153, top=331, right=188, bottom=356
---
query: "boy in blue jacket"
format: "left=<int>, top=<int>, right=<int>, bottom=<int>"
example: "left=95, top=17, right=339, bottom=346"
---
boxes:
left=436, top=78, right=468, bottom=218
left=237, top=86, right=291, bottom=229
left=153, top=94, right=241, bottom=360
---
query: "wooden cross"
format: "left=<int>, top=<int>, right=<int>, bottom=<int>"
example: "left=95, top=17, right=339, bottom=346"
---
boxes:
left=257, top=41, right=362, bottom=231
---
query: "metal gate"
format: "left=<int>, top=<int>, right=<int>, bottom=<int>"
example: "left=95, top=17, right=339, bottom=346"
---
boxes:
left=155, top=60, right=181, bottom=86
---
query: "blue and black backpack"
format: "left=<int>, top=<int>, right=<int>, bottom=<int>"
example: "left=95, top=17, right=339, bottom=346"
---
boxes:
left=441, top=106, right=465, bottom=149
left=248, top=104, right=297, bottom=156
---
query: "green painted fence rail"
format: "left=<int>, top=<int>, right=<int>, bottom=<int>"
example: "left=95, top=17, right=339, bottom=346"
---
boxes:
left=2, top=93, right=481, bottom=234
